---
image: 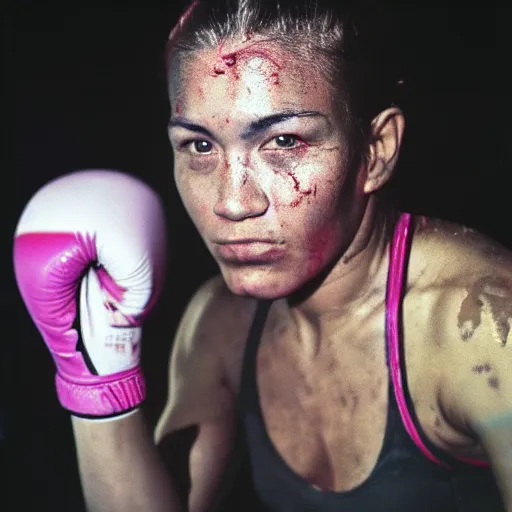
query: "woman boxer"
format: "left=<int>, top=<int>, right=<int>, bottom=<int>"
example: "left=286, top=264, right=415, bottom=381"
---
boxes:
left=14, top=1, right=511, bottom=511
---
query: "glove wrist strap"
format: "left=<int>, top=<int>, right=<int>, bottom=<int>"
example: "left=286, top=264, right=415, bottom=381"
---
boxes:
left=55, top=367, right=146, bottom=417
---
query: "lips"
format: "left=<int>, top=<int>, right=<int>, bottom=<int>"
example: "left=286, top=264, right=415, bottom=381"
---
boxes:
left=214, top=238, right=283, bottom=245
left=213, top=239, right=285, bottom=263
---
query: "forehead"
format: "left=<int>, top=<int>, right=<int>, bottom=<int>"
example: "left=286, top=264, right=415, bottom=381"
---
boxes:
left=171, top=39, right=335, bottom=120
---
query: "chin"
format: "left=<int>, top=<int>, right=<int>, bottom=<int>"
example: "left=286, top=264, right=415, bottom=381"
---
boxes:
left=220, top=265, right=304, bottom=300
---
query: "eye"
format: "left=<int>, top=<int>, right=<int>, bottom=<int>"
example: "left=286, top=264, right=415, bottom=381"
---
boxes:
left=191, top=140, right=213, bottom=154
left=275, top=134, right=299, bottom=148
left=263, top=134, right=305, bottom=151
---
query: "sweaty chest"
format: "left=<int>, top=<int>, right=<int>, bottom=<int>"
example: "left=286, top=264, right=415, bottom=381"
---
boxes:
left=254, top=323, right=391, bottom=493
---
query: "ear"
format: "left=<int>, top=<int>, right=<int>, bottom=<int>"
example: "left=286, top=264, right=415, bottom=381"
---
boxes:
left=363, top=107, right=405, bottom=194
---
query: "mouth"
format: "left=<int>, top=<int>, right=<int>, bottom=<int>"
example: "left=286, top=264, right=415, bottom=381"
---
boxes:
left=213, top=239, right=286, bottom=263
left=214, top=237, right=285, bottom=245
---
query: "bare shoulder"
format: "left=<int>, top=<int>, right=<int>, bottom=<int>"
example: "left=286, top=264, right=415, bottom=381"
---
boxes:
left=409, top=216, right=512, bottom=349
left=173, top=274, right=258, bottom=360
left=155, top=274, right=257, bottom=440
left=410, top=216, right=512, bottom=286
left=409, top=216, right=512, bottom=431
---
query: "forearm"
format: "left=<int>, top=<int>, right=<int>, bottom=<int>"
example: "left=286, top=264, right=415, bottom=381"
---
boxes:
left=72, top=409, right=182, bottom=512
left=472, top=410, right=512, bottom=511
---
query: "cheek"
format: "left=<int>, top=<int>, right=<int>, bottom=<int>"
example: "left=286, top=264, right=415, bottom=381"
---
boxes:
left=175, top=174, right=212, bottom=227
left=265, top=157, right=315, bottom=209
left=267, top=153, right=342, bottom=214
left=273, top=166, right=345, bottom=274
left=306, top=223, right=334, bottom=277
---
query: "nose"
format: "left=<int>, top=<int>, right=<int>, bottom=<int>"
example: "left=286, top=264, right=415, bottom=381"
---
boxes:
left=214, top=155, right=269, bottom=221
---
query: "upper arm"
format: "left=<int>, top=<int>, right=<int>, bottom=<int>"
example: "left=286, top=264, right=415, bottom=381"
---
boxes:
left=439, top=254, right=512, bottom=507
left=155, top=275, right=237, bottom=441
left=458, top=324, right=512, bottom=509
left=154, top=275, right=254, bottom=511
left=473, top=412, right=512, bottom=510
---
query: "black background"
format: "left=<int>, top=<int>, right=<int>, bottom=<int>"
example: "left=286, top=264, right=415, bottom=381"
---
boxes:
left=6, top=3, right=512, bottom=510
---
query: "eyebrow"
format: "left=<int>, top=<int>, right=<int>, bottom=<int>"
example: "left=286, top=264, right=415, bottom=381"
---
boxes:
left=168, top=110, right=327, bottom=140
left=167, top=119, right=213, bottom=138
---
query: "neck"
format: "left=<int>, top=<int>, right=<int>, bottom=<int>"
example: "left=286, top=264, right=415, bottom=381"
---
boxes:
left=286, top=198, right=396, bottom=336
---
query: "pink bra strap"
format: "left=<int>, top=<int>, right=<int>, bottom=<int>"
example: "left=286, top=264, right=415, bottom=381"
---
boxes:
left=386, top=213, right=488, bottom=469
left=386, top=213, right=451, bottom=468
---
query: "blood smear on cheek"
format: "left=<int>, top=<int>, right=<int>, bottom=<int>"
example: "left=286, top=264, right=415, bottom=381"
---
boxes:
left=287, top=170, right=313, bottom=207
left=287, top=171, right=300, bottom=192
left=307, top=224, right=331, bottom=277
left=289, top=190, right=313, bottom=207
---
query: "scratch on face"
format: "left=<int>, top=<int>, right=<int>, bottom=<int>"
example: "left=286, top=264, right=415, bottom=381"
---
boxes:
left=287, top=171, right=313, bottom=207
left=457, top=276, right=512, bottom=346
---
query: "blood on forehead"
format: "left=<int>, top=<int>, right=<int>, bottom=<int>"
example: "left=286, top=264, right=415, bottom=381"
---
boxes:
left=210, top=40, right=284, bottom=85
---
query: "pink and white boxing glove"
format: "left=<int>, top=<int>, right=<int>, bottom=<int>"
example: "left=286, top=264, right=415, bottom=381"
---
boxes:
left=13, top=170, right=166, bottom=418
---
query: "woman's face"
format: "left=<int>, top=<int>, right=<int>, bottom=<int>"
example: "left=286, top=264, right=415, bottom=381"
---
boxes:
left=169, top=38, right=367, bottom=298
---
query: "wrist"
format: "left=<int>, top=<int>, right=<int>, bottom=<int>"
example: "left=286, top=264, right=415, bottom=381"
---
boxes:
left=71, top=408, right=140, bottom=423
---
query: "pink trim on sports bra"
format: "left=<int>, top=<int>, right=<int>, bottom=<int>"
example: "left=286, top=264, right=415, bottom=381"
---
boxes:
left=386, top=213, right=488, bottom=469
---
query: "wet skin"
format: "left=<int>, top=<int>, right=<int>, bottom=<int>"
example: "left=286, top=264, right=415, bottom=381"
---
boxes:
left=168, top=38, right=374, bottom=304
left=164, top=38, right=512, bottom=498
